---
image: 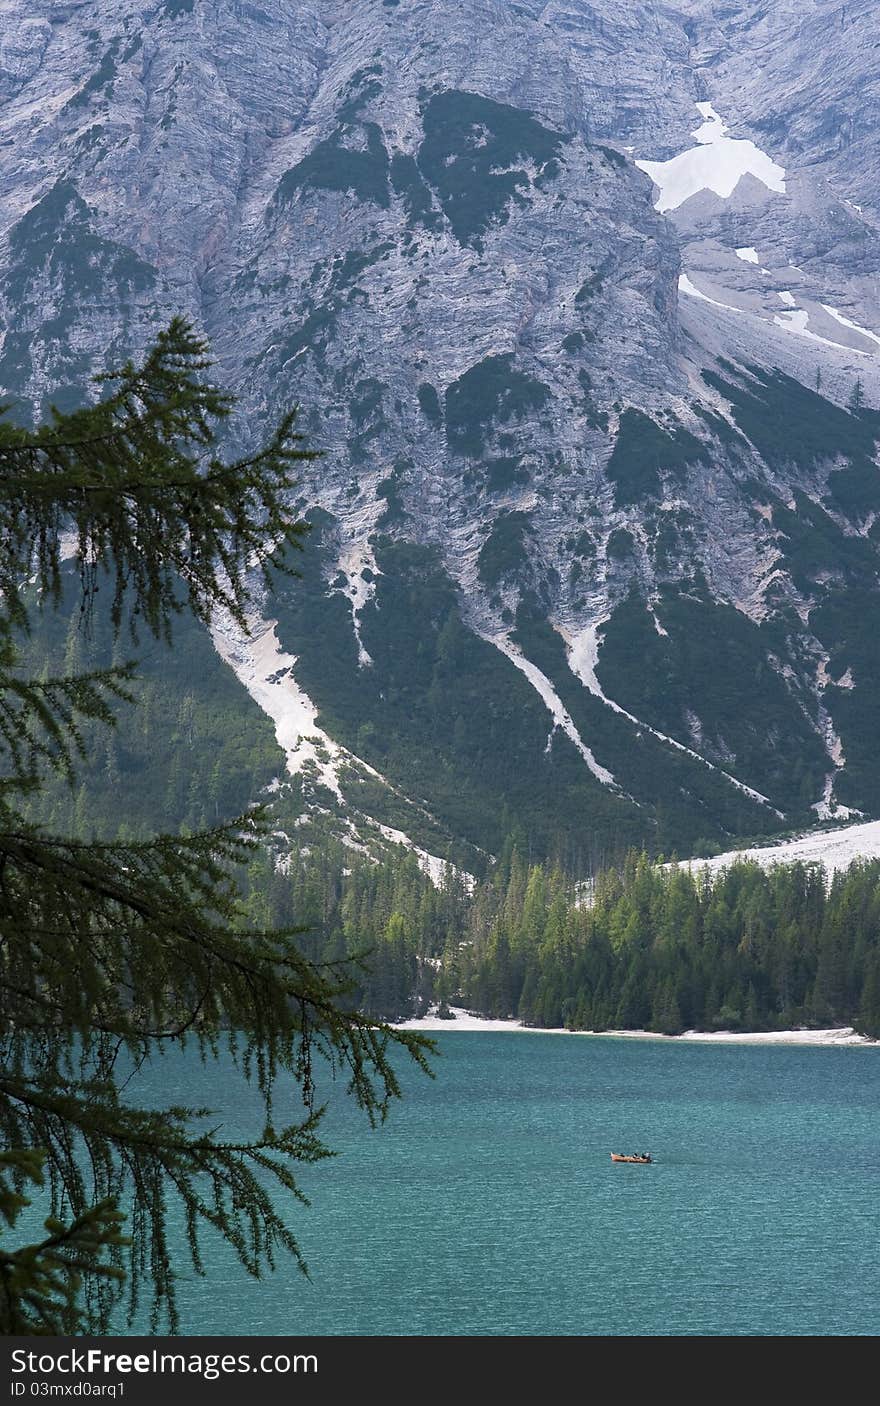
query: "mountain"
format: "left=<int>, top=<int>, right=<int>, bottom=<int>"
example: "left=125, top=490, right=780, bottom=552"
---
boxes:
left=4, top=0, right=880, bottom=871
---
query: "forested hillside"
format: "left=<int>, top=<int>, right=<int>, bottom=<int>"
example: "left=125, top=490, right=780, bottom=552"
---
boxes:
left=240, top=838, right=880, bottom=1039
left=20, top=574, right=880, bottom=1042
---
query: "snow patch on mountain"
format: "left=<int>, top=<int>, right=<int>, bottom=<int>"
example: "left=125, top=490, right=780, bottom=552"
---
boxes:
left=821, top=305, right=880, bottom=353
left=773, top=308, right=861, bottom=352
left=736, top=247, right=759, bottom=264
left=487, top=634, right=619, bottom=789
left=210, top=609, right=346, bottom=800
left=337, top=539, right=379, bottom=667
left=636, top=102, right=786, bottom=213
left=684, top=819, right=880, bottom=880
left=811, top=655, right=859, bottom=822
left=212, top=608, right=462, bottom=886
left=692, top=102, right=727, bottom=144
left=373, top=822, right=473, bottom=890
left=564, top=622, right=784, bottom=816
left=650, top=607, right=668, bottom=637
left=678, top=273, right=740, bottom=312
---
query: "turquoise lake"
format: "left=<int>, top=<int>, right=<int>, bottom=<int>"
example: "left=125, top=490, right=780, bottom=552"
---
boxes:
left=134, top=1032, right=880, bottom=1337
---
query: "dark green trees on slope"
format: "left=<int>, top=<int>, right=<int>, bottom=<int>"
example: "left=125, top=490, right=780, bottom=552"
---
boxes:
left=0, top=322, right=430, bottom=1334
left=254, top=838, right=880, bottom=1039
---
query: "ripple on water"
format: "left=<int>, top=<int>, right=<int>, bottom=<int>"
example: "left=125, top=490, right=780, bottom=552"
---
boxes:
left=125, top=1033, right=880, bottom=1336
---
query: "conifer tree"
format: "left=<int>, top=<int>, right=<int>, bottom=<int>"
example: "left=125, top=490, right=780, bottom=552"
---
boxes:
left=0, top=320, right=431, bottom=1334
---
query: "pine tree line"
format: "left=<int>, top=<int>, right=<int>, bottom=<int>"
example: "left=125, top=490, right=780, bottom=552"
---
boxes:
left=252, top=839, right=880, bottom=1038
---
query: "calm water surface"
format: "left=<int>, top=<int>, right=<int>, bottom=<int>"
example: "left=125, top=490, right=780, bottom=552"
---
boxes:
left=133, top=1033, right=880, bottom=1336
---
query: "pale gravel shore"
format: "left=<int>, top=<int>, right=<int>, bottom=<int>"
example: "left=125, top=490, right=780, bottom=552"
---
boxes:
left=393, top=1006, right=878, bottom=1046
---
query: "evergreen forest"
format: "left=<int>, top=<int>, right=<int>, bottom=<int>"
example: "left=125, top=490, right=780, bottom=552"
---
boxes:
left=241, top=838, right=880, bottom=1039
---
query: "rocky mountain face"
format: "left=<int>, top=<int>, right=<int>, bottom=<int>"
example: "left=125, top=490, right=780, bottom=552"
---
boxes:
left=3, top=0, right=880, bottom=869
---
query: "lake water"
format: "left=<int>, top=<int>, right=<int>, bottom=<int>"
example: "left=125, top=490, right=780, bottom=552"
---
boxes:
left=134, top=1032, right=880, bottom=1337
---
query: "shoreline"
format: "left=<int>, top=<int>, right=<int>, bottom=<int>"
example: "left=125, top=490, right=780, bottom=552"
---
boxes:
left=393, top=1006, right=877, bottom=1046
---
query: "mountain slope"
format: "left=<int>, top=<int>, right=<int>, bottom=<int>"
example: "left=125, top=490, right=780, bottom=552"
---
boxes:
left=3, top=1, right=880, bottom=863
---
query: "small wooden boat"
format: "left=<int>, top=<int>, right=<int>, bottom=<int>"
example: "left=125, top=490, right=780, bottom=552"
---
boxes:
left=611, top=1152, right=652, bottom=1164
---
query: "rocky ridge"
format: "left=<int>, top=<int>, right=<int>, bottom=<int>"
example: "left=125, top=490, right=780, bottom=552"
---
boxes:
left=3, top=1, right=880, bottom=868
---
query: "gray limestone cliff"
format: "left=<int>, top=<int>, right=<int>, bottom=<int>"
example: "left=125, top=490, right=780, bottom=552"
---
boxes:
left=3, top=0, right=880, bottom=863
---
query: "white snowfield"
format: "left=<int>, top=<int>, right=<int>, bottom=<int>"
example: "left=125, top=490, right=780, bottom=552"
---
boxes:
left=683, top=817, right=880, bottom=880
left=659, top=108, right=880, bottom=361
left=394, top=1007, right=875, bottom=1045
left=636, top=102, right=786, bottom=213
